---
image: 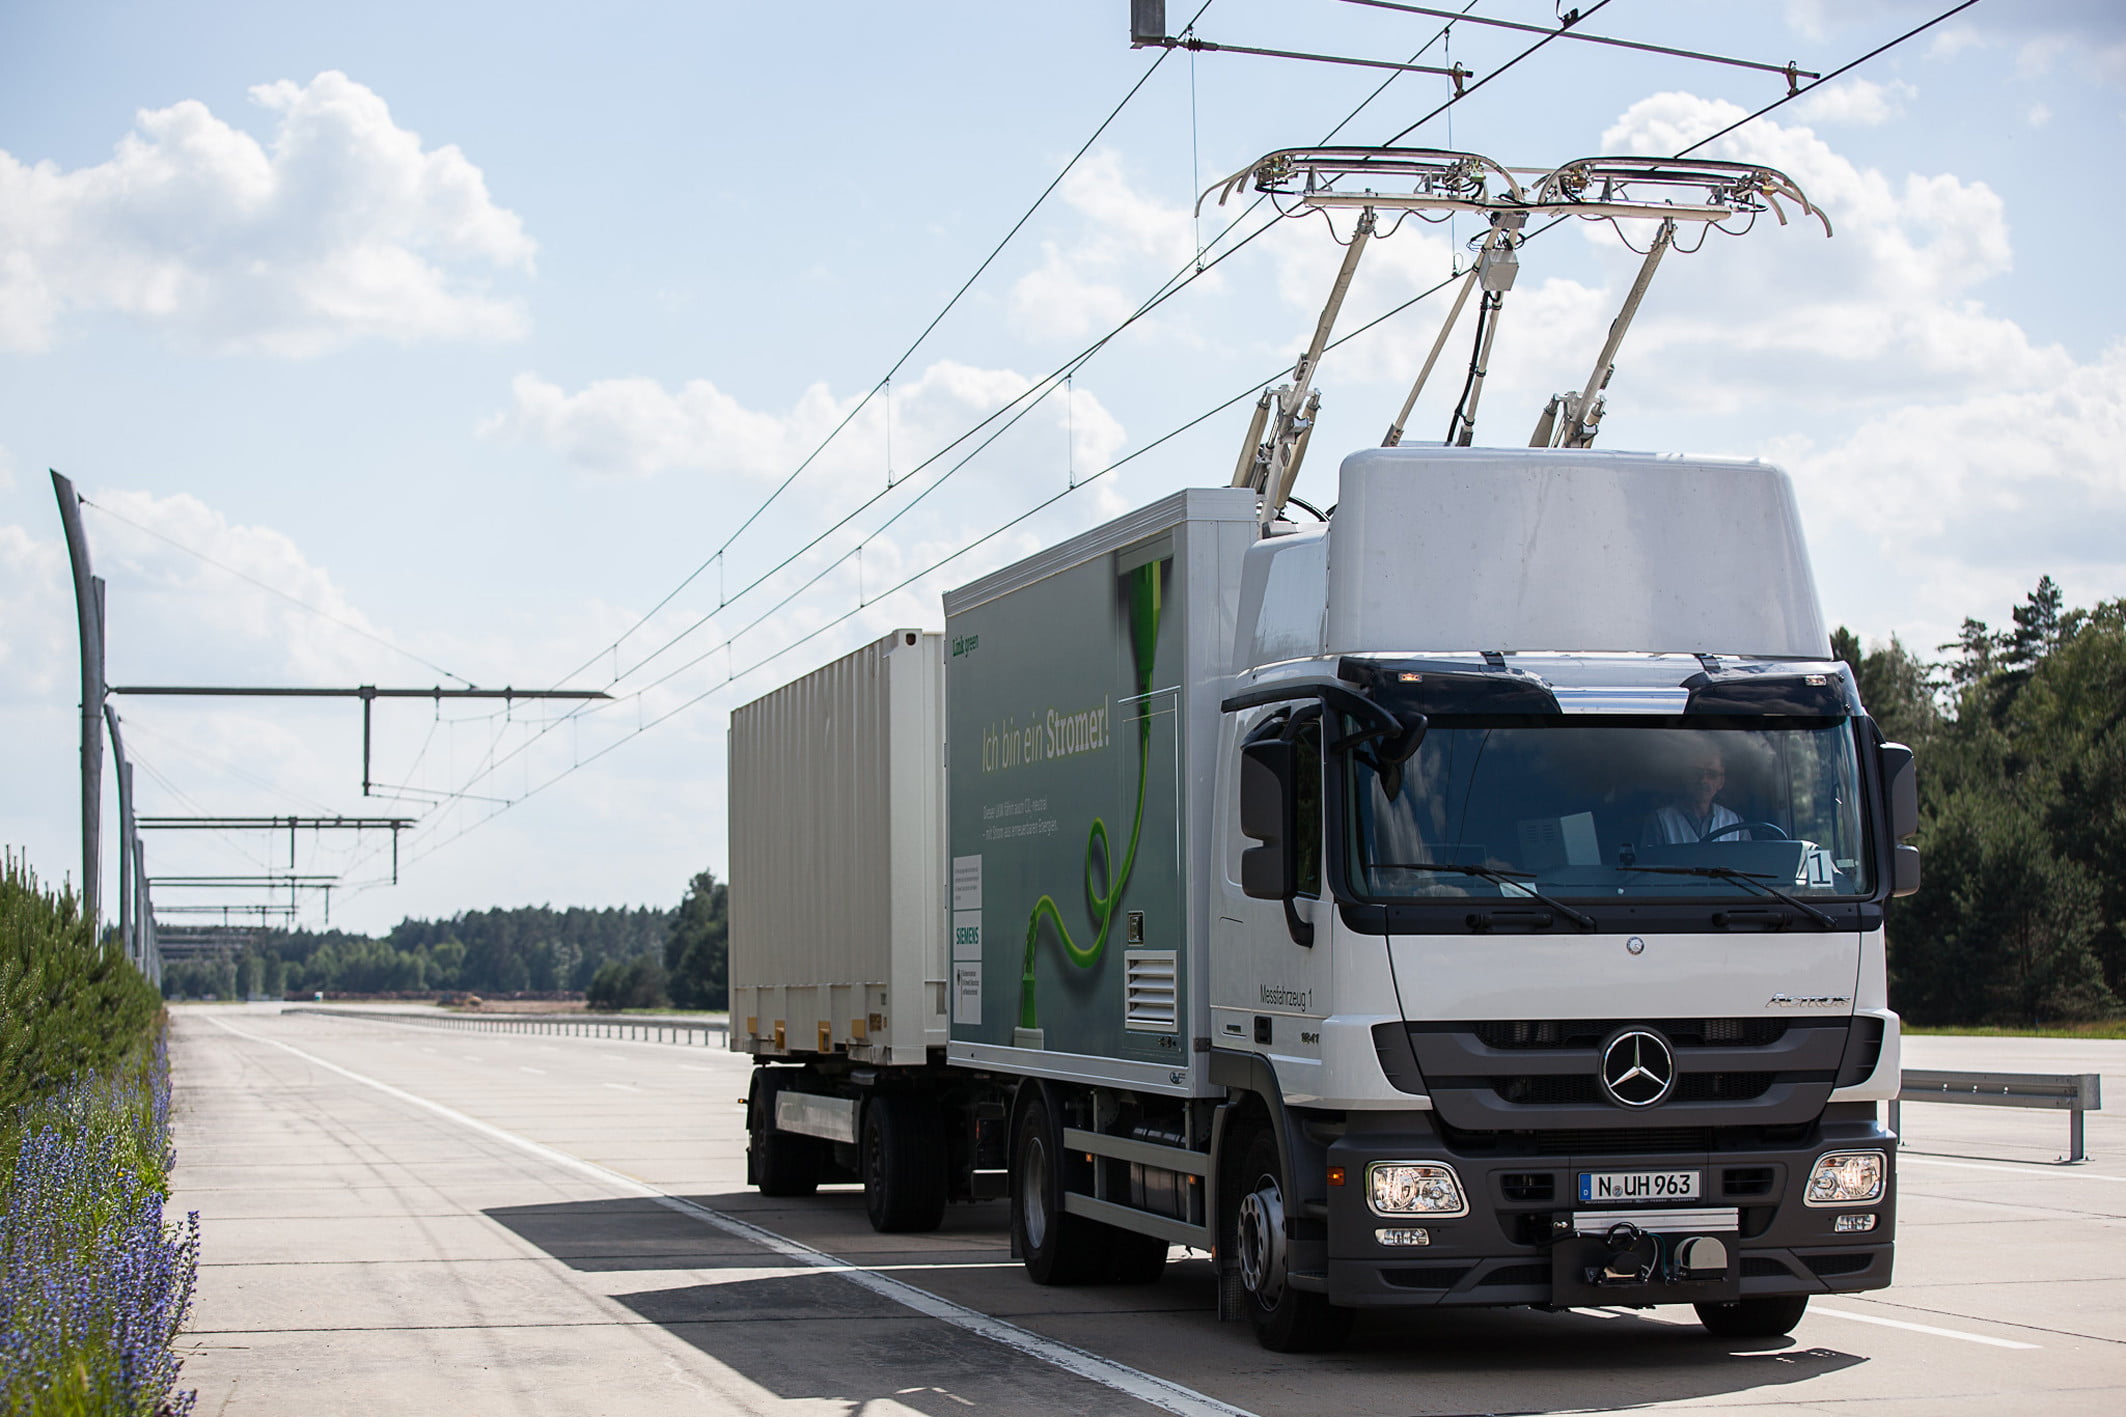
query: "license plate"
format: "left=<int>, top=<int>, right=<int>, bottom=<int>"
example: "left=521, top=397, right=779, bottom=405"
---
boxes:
left=1578, top=1169, right=1701, bottom=1203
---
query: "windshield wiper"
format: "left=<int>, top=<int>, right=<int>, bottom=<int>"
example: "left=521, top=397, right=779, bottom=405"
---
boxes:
left=1617, top=865, right=1836, bottom=930
left=1374, top=862, right=1596, bottom=932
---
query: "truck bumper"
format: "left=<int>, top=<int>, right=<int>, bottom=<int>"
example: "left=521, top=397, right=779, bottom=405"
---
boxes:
left=1313, top=1108, right=1895, bottom=1310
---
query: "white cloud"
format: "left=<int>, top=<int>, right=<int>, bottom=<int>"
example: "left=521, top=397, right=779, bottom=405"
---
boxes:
left=1789, top=342, right=2126, bottom=648
left=0, top=521, right=70, bottom=701
left=485, top=357, right=1126, bottom=493
left=0, top=72, right=533, bottom=356
left=1007, top=150, right=1216, bottom=341
left=2028, top=102, right=2054, bottom=127
left=1576, top=93, right=2058, bottom=415
left=1794, top=78, right=1917, bottom=127
left=2016, top=34, right=2074, bottom=79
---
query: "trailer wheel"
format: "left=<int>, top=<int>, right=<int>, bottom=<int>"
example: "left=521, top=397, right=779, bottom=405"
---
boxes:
left=1011, top=1094, right=1102, bottom=1285
left=1694, top=1294, right=1809, bottom=1339
left=749, top=1075, right=821, bottom=1197
left=863, top=1095, right=947, bottom=1233
left=1231, top=1130, right=1352, bottom=1352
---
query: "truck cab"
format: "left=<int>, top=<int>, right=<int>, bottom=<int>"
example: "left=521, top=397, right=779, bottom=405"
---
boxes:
left=1208, top=445, right=1913, bottom=1347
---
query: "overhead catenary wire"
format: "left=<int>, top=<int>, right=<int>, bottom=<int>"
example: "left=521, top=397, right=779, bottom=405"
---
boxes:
left=1343, top=1, right=1822, bottom=86
left=1381, top=0, right=1618, bottom=144
left=1674, top=0, right=1986, bottom=157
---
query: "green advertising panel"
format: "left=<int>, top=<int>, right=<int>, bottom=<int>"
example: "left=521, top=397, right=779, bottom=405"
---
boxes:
left=946, top=543, right=1183, bottom=1067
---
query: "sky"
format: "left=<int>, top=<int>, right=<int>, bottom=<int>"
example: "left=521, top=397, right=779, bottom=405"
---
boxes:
left=3, top=1, right=2121, bottom=934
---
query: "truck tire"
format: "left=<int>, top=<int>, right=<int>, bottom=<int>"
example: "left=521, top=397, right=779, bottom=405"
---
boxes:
left=1231, top=1130, right=1352, bottom=1352
left=749, top=1075, right=822, bottom=1197
left=863, top=1095, right=948, bottom=1233
left=753, top=1125, right=822, bottom=1197
left=1695, top=1294, right=1809, bottom=1339
left=1012, top=1094, right=1103, bottom=1285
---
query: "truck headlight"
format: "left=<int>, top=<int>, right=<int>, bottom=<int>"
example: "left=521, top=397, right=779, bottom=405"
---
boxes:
left=1805, top=1151, right=1885, bottom=1206
left=1366, top=1161, right=1467, bottom=1218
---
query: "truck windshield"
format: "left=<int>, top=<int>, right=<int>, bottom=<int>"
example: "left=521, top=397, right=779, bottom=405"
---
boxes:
left=1344, top=719, right=1872, bottom=902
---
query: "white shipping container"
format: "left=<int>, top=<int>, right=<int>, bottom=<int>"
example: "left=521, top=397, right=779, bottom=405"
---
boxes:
left=727, top=629, right=946, bottom=1065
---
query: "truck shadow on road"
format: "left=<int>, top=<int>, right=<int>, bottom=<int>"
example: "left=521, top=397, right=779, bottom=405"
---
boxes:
left=484, top=1194, right=1866, bottom=1415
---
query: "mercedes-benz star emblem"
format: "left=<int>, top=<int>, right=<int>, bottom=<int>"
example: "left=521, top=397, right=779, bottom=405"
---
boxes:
left=1600, top=1029, right=1676, bottom=1108
left=1626, top=936, right=1646, bottom=955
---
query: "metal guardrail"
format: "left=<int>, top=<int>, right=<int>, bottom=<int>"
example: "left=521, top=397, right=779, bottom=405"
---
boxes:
left=281, top=1005, right=729, bottom=1048
left=1892, top=1068, right=2105, bottom=1163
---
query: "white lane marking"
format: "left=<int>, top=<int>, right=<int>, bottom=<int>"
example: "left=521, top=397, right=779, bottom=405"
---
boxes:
left=520, top=1067, right=547, bottom=1076
left=604, top=1082, right=641, bottom=1092
left=1901, top=1155, right=2126, bottom=1184
left=204, top=1017, right=1258, bottom=1417
left=1812, top=1305, right=2039, bottom=1349
left=679, top=1064, right=718, bottom=1073
left=463, top=1055, right=484, bottom=1063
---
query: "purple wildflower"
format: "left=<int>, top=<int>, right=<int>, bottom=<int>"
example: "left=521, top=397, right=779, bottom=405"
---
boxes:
left=2, top=1025, right=198, bottom=1415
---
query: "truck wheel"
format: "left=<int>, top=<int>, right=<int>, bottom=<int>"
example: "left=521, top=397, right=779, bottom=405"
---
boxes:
left=1695, top=1295, right=1809, bottom=1339
left=863, top=1095, right=947, bottom=1233
left=1232, top=1131, right=1352, bottom=1352
left=1012, top=1094, right=1101, bottom=1285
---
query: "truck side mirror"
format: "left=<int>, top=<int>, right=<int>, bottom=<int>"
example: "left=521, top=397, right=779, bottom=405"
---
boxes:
left=1892, top=845, right=1921, bottom=898
left=1239, top=733, right=1297, bottom=901
left=1880, top=743, right=1920, bottom=897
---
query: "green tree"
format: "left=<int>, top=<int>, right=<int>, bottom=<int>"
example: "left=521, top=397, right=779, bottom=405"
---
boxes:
left=587, top=953, right=668, bottom=1011
left=664, top=870, right=729, bottom=1010
left=1884, top=581, right=2125, bottom=1024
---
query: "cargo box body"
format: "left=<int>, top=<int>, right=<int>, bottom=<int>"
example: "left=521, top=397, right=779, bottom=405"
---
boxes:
left=728, top=629, right=946, bottom=1065
left=942, top=487, right=1258, bottom=1097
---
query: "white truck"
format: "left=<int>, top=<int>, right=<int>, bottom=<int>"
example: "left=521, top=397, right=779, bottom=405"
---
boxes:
left=729, top=147, right=1914, bottom=1352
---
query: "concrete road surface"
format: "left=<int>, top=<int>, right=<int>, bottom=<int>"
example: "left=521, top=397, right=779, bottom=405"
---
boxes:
left=168, top=1006, right=2126, bottom=1415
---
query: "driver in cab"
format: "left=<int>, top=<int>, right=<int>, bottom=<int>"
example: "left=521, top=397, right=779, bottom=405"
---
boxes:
left=1644, top=739, right=1749, bottom=844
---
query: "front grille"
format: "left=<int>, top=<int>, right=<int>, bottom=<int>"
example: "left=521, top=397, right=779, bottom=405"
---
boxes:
left=1471, top=1018, right=1787, bottom=1051
left=1493, top=1075, right=1602, bottom=1105
left=1384, top=1265, right=1473, bottom=1290
left=1804, top=1252, right=1875, bottom=1277
left=1480, top=1263, right=1550, bottom=1287
left=1443, top=1120, right=1817, bottom=1157
left=1534, top=1127, right=1712, bottom=1155
left=1499, top=1171, right=1556, bottom=1202
left=1675, top=1072, right=1777, bottom=1102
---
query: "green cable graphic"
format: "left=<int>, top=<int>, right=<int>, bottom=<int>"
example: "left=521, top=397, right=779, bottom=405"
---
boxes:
left=1018, top=561, right=1163, bottom=1032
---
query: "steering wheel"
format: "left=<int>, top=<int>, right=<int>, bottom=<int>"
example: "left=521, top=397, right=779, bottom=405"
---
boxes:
left=1702, top=819, right=1789, bottom=841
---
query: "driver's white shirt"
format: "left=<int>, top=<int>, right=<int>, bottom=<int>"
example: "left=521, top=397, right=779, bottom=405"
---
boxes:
left=1648, top=802, right=1744, bottom=844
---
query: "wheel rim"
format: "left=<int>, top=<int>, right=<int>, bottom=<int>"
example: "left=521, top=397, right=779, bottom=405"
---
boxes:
left=1021, top=1132, right=1051, bottom=1251
left=1236, top=1173, right=1287, bottom=1307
